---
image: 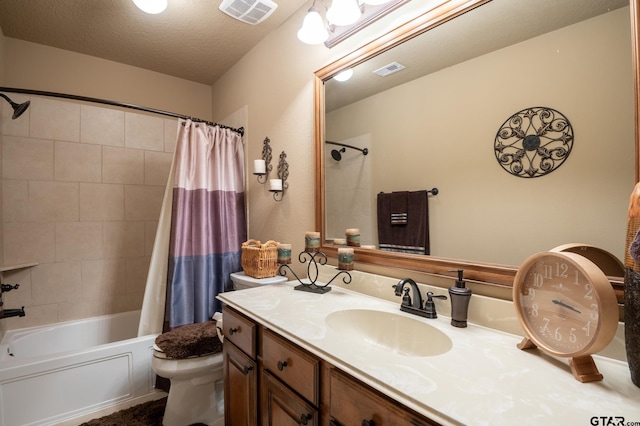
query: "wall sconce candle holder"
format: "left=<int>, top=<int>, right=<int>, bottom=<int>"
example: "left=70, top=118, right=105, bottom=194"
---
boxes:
left=279, top=250, right=351, bottom=294
left=269, top=151, right=289, bottom=202
left=254, top=137, right=273, bottom=184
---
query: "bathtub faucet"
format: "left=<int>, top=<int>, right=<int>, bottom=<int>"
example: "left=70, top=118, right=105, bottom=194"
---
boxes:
left=1, top=284, right=19, bottom=293
left=1, top=307, right=26, bottom=318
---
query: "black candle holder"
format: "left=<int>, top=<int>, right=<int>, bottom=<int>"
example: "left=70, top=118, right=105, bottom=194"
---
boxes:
left=279, top=250, right=351, bottom=294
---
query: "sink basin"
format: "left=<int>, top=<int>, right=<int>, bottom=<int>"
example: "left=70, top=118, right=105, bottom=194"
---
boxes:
left=325, top=309, right=452, bottom=357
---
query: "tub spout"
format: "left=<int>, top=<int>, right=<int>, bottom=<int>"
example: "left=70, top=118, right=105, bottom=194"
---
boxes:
left=1, top=307, right=25, bottom=319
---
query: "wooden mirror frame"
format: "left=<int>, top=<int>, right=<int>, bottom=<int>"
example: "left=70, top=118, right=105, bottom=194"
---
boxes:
left=314, top=0, right=640, bottom=291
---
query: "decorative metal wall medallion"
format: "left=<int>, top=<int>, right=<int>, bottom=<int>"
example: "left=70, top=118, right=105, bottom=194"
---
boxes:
left=494, top=107, right=573, bottom=178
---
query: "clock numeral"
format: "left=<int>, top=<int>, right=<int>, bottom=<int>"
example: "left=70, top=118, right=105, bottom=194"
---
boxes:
left=533, top=273, right=544, bottom=287
left=543, top=265, right=553, bottom=280
left=569, top=327, right=577, bottom=343
left=590, top=304, right=598, bottom=321
left=554, top=327, right=562, bottom=341
left=555, top=262, right=568, bottom=278
left=573, top=270, right=580, bottom=285
left=582, top=320, right=591, bottom=337
left=531, top=304, right=539, bottom=317
left=584, top=283, right=593, bottom=300
left=528, top=288, right=536, bottom=300
left=540, top=317, right=550, bottom=333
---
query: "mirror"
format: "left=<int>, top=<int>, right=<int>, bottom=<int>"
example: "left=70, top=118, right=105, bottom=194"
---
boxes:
left=315, top=0, right=638, bottom=290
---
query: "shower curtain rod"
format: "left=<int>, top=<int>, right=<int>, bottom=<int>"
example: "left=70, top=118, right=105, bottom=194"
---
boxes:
left=0, top=87, right=244, bottom=137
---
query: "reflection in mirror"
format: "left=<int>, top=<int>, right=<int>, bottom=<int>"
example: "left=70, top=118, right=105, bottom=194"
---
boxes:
left=318, top=0, right=634, bottom=287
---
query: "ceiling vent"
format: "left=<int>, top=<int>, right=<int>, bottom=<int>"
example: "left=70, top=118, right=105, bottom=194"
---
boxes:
left=219, top=0, right=278, bottom=25
left=373, top=62, right=406, bottom=77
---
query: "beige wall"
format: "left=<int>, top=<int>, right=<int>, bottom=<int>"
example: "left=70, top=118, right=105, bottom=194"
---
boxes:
left=3, top=38, right=213, bottom=120
left=0, top=96, right=176, bottom=330
left=326, top=8, right=634, bottom=265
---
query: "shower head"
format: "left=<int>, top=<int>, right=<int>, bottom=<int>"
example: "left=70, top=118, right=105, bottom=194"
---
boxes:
left=0, top=93, right=30, bottom=120
left=331, top=147, right=346, bottom=161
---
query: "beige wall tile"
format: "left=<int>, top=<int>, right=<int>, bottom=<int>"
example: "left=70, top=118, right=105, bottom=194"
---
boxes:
left=3, top=136, right=54, bottom=180
left=3, top=222, right=55, bottom=264
left=79, top=183, right=124, bottom=221
left=103, top=221, right=145, bottom=258
left=31, top=261, right=82, bottom=305
left=126, top=256, right=151, bottom=295
left=29, top=97, right=80, bottom=142
left=55, top=221, right=104, bottom=261
left=81, top=258, right=127, bottom=301
left=164, top=118, right=178, bottom=153
left=125, top=112, right=164, bottom=151
left=55, top=141, right=102, bottom=182
left=102, top=146, right=144, bottom=184
left=124, top=185, right=164, bottom=221
left=28, top=181, right=79, bottom=222
left=144, top=151, right=172, bottom=185
left=81, top=104, right=125, bottom=147
left=3, top=179, right=28, bottom=222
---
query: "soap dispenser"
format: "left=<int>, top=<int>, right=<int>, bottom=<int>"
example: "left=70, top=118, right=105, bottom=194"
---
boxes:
left=448, top=269, right=472, bottom=328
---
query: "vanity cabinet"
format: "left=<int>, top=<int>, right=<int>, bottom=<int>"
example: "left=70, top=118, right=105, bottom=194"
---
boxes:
left=222, top=305, right=437, bottom=426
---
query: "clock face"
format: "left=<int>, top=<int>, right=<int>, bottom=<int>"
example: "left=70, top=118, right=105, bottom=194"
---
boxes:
left=513, top=252, right=618, bottom=357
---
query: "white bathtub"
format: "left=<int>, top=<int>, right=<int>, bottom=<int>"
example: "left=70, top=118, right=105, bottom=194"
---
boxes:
left=0, top=310, right=159, bottom=426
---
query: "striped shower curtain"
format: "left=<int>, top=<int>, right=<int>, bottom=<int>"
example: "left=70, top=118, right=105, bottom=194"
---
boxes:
left=138, top=119, right=246, bottom=335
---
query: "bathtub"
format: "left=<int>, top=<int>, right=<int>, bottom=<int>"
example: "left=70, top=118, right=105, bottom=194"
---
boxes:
left=0, top=310, right=159, bottom=426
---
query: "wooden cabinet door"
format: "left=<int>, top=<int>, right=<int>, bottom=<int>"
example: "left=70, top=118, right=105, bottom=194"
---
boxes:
left=224, top=341, right=258, bottom=426
left=261, top=369, right=318, bottom=426
left=329, top=369, right=439, bottom=426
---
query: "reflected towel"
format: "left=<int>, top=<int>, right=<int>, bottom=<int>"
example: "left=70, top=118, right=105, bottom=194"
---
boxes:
left=377, top=190, right=430, bottom=255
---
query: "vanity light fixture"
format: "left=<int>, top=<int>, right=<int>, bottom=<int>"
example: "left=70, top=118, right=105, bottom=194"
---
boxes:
left=297, top=0, right=409, bottom=48
left=269, top=151, right=289, bottom=202
left=254, top=136, right=273, bottom=184
left=132, top=0, right=167, bottom=14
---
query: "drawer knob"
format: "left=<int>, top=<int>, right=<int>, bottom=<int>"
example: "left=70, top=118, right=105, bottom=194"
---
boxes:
left=241, top=365, right=253, bottom=375
left=229, top=327, right=239, bottom=335
left=300, top=413, right=312, bottom=425
left=329, top=421, right=342, bottom=426
left=362, top=420, right=375, bottom=426
left=277, top=360, right=288, bottom=371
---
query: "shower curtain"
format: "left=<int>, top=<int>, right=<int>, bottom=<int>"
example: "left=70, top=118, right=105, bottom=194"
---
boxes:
left=138, top=119, right=246, bottom=335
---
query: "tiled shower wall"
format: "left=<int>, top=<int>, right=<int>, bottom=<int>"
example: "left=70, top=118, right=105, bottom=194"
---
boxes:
left=0, top=95, right=176, bottom=330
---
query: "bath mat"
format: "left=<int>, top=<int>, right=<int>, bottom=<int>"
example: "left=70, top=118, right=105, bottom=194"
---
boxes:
left=79, top=397, right=208, bottom=426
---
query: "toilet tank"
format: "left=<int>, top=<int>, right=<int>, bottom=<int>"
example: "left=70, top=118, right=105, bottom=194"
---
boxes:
left=230, top=272, right=287, bottom=290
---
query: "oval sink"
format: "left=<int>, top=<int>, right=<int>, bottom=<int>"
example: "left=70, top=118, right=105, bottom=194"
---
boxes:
left=325, top=309, right=452, bottom=357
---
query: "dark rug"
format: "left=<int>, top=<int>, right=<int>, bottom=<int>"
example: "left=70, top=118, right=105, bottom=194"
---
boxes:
left=79, top=397, right=208, bottom=426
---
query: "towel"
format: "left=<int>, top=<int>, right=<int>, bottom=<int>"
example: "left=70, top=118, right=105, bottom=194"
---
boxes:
left=377, top=190, right=430, bottom=255
left=155, top=320, right=222, bottom=359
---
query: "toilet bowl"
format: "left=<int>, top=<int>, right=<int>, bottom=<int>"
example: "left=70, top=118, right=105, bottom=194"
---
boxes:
left=152, top=322, right=224, bottom=426
left=230, top=271, right=287, bottom=290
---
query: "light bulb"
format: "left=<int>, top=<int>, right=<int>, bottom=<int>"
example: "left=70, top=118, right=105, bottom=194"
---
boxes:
left=334, top=69, right=353, bottom=81
left=132, top=0, right=168, bottom=14
left=326, top=0, right=362, bottom=27
left=297, top=8, right=329, bottom=45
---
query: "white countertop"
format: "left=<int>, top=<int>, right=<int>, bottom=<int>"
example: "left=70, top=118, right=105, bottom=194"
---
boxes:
left=218, top=281, right=640, bottom=425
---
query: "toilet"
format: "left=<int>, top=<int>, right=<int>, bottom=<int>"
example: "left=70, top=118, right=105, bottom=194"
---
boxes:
left=230, top=271, right=288, bottom=290
left=152, top=272, right=287, bottom=426
left=152, top=321, right=224, bottom=426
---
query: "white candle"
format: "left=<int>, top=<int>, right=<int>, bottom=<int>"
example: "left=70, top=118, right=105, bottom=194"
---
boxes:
left=269, top=179, right=283, bottom=191
left=253, top=159, right=266, bottom=174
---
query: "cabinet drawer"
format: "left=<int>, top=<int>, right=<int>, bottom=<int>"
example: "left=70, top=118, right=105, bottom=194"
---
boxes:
left=329, top=369, right=438, bottom=426
left=223, top=306, right=257, bottom=358
left=262, top=328, right=319, bottom=405
left=261, top=369, right=318, bottom=426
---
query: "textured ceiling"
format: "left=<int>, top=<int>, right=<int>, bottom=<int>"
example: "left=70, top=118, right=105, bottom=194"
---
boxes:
left=0, top=0, right=308, bottom=85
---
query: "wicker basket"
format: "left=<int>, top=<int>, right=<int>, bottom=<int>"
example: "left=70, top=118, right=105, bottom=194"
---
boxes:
left=241, top=239, right=280, bottom=278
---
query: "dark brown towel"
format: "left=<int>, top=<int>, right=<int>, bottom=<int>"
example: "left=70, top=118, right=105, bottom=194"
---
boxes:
left=377, top=190, right=430, bottom=255
left=155, top=320, right=222, bottom=359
